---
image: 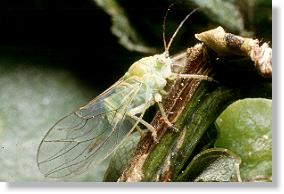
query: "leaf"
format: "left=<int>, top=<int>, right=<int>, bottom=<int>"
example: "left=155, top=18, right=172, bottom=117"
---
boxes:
left=176, top=148, right=241, bottom=182
left=0, top=117, right=4, bottom=136
left=186, top=0, right=245, bottom=33
left=215, top=98, right=272, bottom=181
left=0, top=60, right=107, bottom=181
left=93, top=0, right=155, bottom=53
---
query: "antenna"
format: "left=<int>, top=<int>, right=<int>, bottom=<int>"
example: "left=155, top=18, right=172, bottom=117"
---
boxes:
left=165, top=8, right=199, bottom=54
left=163, top=4, right=174, bottom=56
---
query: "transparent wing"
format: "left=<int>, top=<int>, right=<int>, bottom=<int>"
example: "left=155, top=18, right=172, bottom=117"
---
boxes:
left=37, top=79, right=147, bottom=178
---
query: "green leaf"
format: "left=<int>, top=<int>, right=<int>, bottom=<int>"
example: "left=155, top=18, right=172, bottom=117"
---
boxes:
left=0, top=59, right=107, bottom=181
left=186, top=0, right=245, bottom=33
left=176, top=148, right=241, bottom=182
left=0, top=117, right=4, bottom=136
left=94, top=0, right=155, bottom=53
left=215, top=98, right=272, bottom=181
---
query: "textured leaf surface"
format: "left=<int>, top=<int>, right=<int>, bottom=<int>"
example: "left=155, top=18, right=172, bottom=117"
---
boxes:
left=0, top=59, right=109, bottom=181
left=187, top=0, right=245, bottom=32
left=176, top=148, right=241, bottom=182
left=94, top=0, right=155, bottom=53
left=215, top=98, right=272, bottom=181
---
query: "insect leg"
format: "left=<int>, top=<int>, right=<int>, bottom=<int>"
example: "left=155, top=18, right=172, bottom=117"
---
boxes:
left=170, top=73, right=216, bottom=82
left=135, top=125, right=148, bottom=138
left=154, top=93, right=179, bottom=132
left=128, top=114, right=158, bottom=143
left=172, top=73, right=216, bottom=81
left=128, top=104, right=148, bottom=116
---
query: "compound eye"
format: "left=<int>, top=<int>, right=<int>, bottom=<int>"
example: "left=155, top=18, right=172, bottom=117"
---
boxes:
left=155, top=57, right=166, bottom=70
left=157, top=57, right=166, bottom=65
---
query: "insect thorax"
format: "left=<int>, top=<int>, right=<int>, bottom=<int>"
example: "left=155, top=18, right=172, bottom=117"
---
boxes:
left=124, top=53, right=172, bottom=90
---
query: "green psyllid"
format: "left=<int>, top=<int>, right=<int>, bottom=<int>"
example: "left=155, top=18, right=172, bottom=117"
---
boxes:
left=36, top=8, right=212, bottom=178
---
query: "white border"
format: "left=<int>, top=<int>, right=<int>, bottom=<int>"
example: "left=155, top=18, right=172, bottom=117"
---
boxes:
left=1, top=0, right=281, bottom=194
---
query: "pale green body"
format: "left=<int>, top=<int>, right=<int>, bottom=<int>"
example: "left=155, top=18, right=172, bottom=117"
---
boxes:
left=103, top=53, right=173, bottom=122
left=36, top=52, right=181, bottom=178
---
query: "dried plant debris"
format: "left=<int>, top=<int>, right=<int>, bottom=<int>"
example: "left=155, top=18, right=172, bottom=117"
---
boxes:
left=195, top=26, right=272, bottom=78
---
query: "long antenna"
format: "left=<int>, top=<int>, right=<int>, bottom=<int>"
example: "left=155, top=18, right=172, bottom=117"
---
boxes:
left=165, top=8, right=199, bottom=54
left=163, top=4, right=174, bottom=55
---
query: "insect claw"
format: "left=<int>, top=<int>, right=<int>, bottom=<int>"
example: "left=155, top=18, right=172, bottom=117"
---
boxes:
left=163, top=119, right=179, bottom=132
left=171, top=125, right=179, bottom=132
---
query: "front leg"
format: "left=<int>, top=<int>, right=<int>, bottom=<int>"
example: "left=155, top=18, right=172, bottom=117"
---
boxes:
left=154, top=93, right=179, bottom=132
left=169, top=72, right=216, bottom=82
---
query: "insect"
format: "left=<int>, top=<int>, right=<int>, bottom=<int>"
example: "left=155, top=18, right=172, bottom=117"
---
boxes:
left=37, top=8, right=212, bottom=178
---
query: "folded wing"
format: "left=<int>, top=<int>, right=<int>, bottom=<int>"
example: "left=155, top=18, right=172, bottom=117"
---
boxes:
left=37, top=79, right=147, bottom=178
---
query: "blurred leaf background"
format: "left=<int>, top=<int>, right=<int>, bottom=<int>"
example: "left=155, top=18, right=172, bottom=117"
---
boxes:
left=0, top=0, right=271, bottom=181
